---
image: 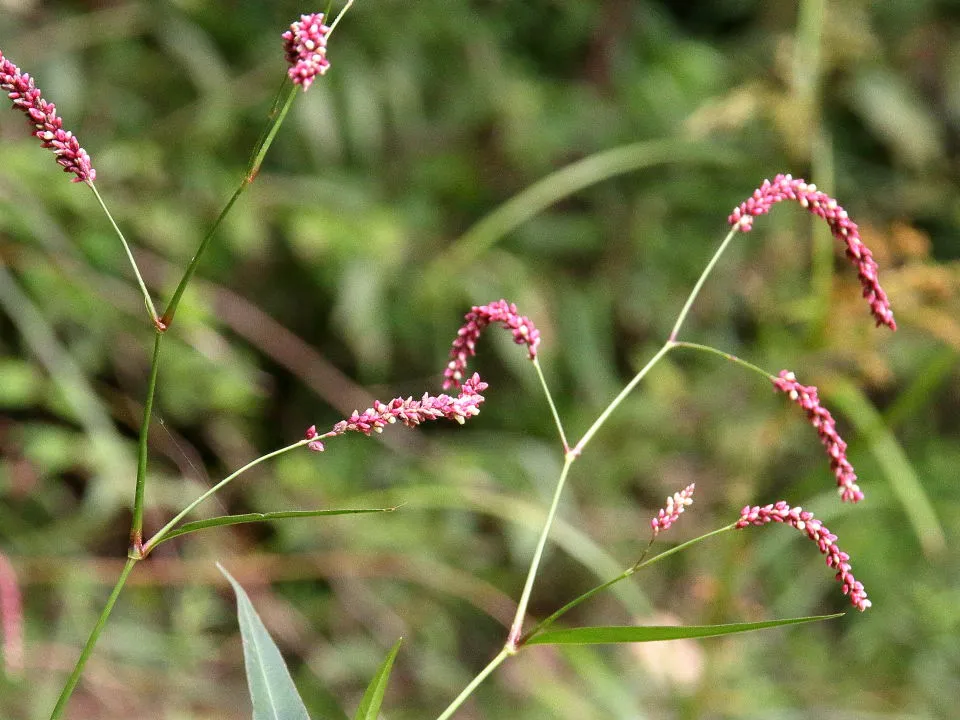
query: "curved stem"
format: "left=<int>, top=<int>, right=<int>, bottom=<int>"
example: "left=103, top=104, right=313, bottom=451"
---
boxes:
left=87, top=183, right=158, bottom=325
left=141, top=437, right=312, bottom=556
left=129, top=331, right=163, bottom=556
left=49, top=557, right=137, bottom=720
left=506, top=455, right=574, bottom=648
left=434, top=648, right=510, bottom=720
left=532, top=357, right=569, bottom=452
left=671, top=341, right=774, bottom=381
left=668, top=225, right=739, bottom=342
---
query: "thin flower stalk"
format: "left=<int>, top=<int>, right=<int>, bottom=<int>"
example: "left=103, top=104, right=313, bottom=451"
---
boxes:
left=0, top=51, right=95, bottom=184
left=736, top=501, right=871, bottom=611
left=728, top=173, right=895, bottom=330
left=773, top=370, right=863, bottom=503
left=305, top=373, right=489, bottom=452
left=444, top=300, right=541, bottom=390
left=651, top=483, right=695, bottom=536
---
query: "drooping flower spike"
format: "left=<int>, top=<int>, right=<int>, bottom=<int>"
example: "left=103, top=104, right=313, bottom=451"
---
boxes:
left=651, top=483, right=695, bottom=536
left=0, top=50, right=96, bottom=184
left=305, top=373, right=489, bottom=452
left=773, top=370, right=862, bottom=503
left=736, top=501, right=871, bottom=611
left=444, top=300, right=541, bottom=389
left=282, top=13, right=332, bottom=90
left=729, top=174, right=895, bottom=330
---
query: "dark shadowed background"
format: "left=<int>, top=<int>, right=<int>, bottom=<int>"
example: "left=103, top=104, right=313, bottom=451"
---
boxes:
left=1, top=0, right=958, bottom=718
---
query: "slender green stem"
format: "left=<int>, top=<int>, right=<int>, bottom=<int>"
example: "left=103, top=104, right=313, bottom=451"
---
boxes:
left=668, top=225, right=739, bottom=342
left=573, top=342, right=674, bottom=456
left=532, top=357, right=569, bottom=451
left=327, top=0, right=355, bottom=34
left=49, top=557, right=137, bottom=720
left=87, top=183, right=158, bottom=324
left=506, top=456, right=575, bottom=648
left=129, top=332, right=163, bottom=555
left=160, top=83, right=298, bottom=330
left=435, top=648, right=511, bottom=720
left=141, top=437, right=312, bottom=556
left=671, top=341, right=774, bottom=381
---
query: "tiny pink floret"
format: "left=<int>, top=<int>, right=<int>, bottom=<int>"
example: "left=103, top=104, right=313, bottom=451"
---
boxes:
left=737, top=501, right=871, bottom=611
left=281, top=13, right=332, bottom=90
left=306, top=373, right=489, bottom=450
left=0, top=50, right=95, bottom=183
left=773, top=370, right=863, bottom=503
left=729, top=174, right=895, bottom=330
left=444, top=300, right=541, bottom=389
left=651, top=483, right=695, bottom=536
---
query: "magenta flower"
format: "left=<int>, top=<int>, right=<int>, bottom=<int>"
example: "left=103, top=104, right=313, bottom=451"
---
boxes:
left=736, top=501, right=871, bottom=611
left=282, top=13, right=331, bottom=90
left=0, top=50, right=95, bottom=184
left=0, top=551, right=22, bottom=674
left=306, top=372, right=489, bottom=451
left=651, top=483, right=695, bottom=536
left=729, top=174, right=895, bottom=330
left=773, top=370, right=862, bottom=503
left=444, top=300, right=541, bottom=390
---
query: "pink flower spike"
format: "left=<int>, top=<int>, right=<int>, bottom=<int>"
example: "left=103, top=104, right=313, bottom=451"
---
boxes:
left=282, top=13, right=332, bottom=90
left=444, top=300, right=541, bottom=389
left=736, top=501, right=871, bottom=611
left=773, top=370, right=863, bottom=503
left=0, top=50, right=95, bottom=184
left=0, top=551, right=23, bottom=674
left=651, top=483, right=695, bottom=536
left=307, top=373, right=489, bottom=448
left=728, top=174, right=895, bottom=330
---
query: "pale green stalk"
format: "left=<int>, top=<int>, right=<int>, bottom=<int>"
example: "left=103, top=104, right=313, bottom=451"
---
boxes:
left=668, top=225, right=739, bottom=342
left=533, top=357, right=569, bottom=451
left=671, top=341, right=773, bottom=381
left=435, top=648, right=511, bottom=720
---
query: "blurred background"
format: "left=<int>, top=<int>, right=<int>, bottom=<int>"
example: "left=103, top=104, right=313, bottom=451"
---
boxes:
left=1, top=0, right=958, bottom=717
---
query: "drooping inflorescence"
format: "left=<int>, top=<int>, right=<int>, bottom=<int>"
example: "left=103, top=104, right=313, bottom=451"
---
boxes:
left=282, top=13, right=332, bottom=90
left=305, top=373, right=489, bottom=452
left=736, top=501, right=870, bottom=611
left=444, top=300, right=541, bottom=389
left=0, top=50, right=96, bottom=184
left=729, top=174, right=895, bottom=330
left=651, top=483, right=695, bottom=536
left=773, top=370, right=862, bottom=503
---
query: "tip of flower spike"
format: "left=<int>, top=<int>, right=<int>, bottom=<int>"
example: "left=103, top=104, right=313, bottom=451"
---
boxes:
left=282, top=13, right=332, bottom=90
left=443, top=301, right=540, bottom=388
left=651, top=483, right=695, bottom=536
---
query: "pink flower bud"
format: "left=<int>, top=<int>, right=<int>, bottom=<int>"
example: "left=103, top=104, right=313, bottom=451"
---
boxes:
left=651, top=483, right=695, bottom=536
left=282, top=13, right=332, bottom=90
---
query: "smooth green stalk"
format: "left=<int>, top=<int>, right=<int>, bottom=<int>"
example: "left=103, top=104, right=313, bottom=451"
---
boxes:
left=129, top=331, right=163, bottom=556
left=532, top=357, right=569, bottom=451
left=668, top=225, right=739, bottom=342
left=49, top=557, right=137, bottom=720
left=160, top=83, right=298, bottom=329
left=434, top=648, right=511, bottom=720
left=671, top=341, right=773, bottom=381
left=88, top=183, right=158, bottom=324
left=506, top=456, right=574, bottom=648
left=141, top=437, right=312, bottom=556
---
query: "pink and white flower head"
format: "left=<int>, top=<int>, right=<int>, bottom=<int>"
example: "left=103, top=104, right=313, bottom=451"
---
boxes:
left=0, top=50, right=95, bottom=184
left=736, top=501, right=871, bottom=611
left=729, top=174, right=895, bottom=330
left=282, top=13, right=331, bottom=90
left=651, top=483, right=695, bottom=536
left=306, top=373, right=489, bottom=451
left=773, top=370, right=863, bottom=503
left=444, top=300, right=541, bottom=389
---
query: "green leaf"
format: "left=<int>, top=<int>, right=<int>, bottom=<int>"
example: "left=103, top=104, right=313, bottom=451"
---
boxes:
left=154, top=507, right=396, bottom=546
left=218, top=564, right=311, bottom=720
left=353, top=638, right=403, bottom=720
left=525, top=614, right=843, bottom=645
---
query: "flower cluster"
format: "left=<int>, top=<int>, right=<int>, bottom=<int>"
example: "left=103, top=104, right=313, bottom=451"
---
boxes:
left=728, top=174, right=895, bottom=330
left=651, top=483, right=695, bottom=536
left=0, top=50, right=96, bottom=184
left=736, top=501, right=870, bottom=611
left=305, top=373, right=489, bottom=452
left=0, top=551, right=22, bottom=674
left=444, top=300, right=541, bottom=389
left=281, top=13, right=331, bottom=90
left=773, top=370, right=862, bottom=503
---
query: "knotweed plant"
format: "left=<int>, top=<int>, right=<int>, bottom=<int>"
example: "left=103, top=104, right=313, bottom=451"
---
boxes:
left=0, top=3, right=897, bottom=718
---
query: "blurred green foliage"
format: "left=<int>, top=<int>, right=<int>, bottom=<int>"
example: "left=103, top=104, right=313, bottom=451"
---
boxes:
left=1, top=0, right=959, bottom=718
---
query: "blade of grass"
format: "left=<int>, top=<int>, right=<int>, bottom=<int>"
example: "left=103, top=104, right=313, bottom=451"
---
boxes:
left=353, top=638, right=402, bottom=720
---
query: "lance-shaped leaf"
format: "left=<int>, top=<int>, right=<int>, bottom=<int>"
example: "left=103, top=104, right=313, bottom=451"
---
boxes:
left=353, top=638, right=402, bottom=720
